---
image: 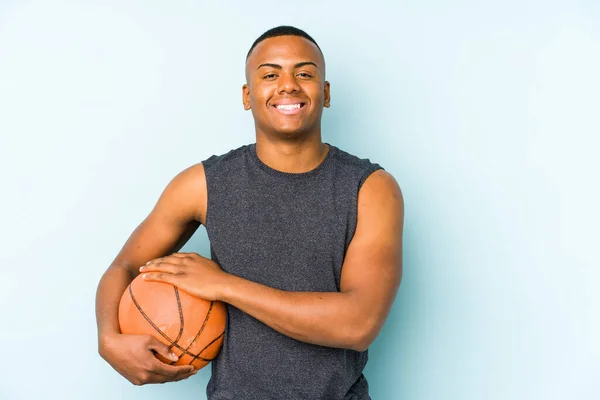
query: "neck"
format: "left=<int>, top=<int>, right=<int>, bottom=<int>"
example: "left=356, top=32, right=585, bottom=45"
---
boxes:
left=254, top=132, right=329, bottom=174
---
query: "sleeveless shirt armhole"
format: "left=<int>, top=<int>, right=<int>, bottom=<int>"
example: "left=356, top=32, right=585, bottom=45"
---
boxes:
left=358, top=165, right=385, bottom=191
left=200, top=160, right=212, bottom=229
left=199, top=146, right=248, bottom=230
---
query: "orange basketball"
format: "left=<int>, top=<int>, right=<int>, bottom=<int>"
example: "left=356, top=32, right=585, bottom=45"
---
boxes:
left=118, top=274, right=226, bottom=370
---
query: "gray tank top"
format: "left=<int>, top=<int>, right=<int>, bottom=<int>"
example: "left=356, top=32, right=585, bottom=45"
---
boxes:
left=201, top=143, right=383, bottom=400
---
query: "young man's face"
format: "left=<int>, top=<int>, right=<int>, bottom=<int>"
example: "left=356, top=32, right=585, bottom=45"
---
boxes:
left=243, top=35, right=330, bottom=139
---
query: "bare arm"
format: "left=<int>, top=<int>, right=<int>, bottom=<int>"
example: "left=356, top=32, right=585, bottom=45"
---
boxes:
left=143, top=169, right=404, bottom=351
left=95, top=221, right=199, bottom=341
left=221, top=170, right=404, bottom=351
left=95, top=163, right=207, bottom=384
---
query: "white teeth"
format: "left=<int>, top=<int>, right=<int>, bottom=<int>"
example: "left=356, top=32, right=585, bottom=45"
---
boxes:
left=276, top=103, right=302, bottom=110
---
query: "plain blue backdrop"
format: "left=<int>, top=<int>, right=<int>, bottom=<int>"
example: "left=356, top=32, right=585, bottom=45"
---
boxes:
left=0, top=1, right=598, bottom=399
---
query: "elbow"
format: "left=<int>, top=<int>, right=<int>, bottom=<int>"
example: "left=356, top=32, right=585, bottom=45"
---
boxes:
left=349, top=334, right=374, bottom=352
left=349, top=342, right=369, bottom=353
left=345, top=321, right=378, bottom=352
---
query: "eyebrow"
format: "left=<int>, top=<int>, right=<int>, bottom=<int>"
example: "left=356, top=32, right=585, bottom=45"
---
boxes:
left=257, top=61, right=318, bottom=70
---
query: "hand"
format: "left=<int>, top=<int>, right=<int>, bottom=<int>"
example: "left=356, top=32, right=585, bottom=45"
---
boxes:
left=99, top=333, right=196, bottom=386
left=140, top=252, right=229, bottom=301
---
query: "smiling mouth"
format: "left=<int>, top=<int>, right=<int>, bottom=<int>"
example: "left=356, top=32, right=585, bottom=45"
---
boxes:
left=272, top=103, right=306, bottom=115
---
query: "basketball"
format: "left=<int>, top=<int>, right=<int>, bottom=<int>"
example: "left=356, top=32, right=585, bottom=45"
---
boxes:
left=118, top=274, right=226, bottom=370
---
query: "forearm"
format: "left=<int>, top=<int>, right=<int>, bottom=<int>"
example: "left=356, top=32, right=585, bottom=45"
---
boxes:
left=221, top=275, right=372, bottom=351
left=95, top=264, right=136, bottom=346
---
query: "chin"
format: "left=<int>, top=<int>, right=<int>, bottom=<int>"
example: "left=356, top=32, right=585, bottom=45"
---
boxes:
left=273, top=126, right=312, bottom=138
left=256, top=118, right=317, bottom=139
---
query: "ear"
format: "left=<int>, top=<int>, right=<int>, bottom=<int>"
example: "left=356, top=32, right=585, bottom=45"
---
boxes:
left=324, top=81, right=331, bottom=108
left=242, top=84, right=251, bottom=110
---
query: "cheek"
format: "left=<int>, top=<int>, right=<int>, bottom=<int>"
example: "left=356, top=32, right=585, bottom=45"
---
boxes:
left=249, top=84, right=272, bottom=105
left=305, top=84, right=324, bottom=103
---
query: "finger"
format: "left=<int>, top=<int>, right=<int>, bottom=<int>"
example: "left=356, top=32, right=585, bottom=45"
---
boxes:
left=169, top=252, right=194, bottom=258
left=142, top=369, right=196, bottom=384
left=147, top=336, right=179, bottom=362
left=169, top=252, right=200, bottom=262
left=171, top=369, right=198, bottom=382
left=141, top=261, right=182, bottom=274
left=142, top=271, right=180, bottom=286
left=141, top=371, right=172, bottom=385
left=144, top=254, right=182, bottom=266
left=145, top=338, right=195, bottom=378
left=143, top=256, right=165, bottom=266
left=150, top=358, right=196, bottom=378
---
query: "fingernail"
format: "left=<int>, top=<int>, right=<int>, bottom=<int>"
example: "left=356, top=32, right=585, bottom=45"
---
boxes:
left=142, top=274, right=147, bottom=279
left=170, top=352, right=178, bottom=361
left=139, top=266, right=144, bottom=272
left=146, top=261, right=151, bottom=265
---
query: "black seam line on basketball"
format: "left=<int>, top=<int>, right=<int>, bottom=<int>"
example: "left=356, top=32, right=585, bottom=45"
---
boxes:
left=128, top=285, right=203, bottom=360
left=128, top=285, right=179, bottom=346
left=180, top=301, right=213, bottom=356
left=171, top=287, right=185, bottom=348
left=166, top=287, right=185, bottom=365
left=128, top=285, right=218, bottom=362
left=128, top=285, right=192, bottom=357
left=174, top=301, right=216, bottom=365
left=182, top=301, right=218, bottom=365
left=188, top=330, right=225, bottom=364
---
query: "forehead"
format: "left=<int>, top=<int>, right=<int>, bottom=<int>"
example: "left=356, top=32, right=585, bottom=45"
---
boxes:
left=246, top=35, right=324, bottom=69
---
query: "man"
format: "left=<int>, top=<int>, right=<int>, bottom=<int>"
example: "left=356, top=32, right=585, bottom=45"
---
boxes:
left=96, top=25, right=404, bottom=399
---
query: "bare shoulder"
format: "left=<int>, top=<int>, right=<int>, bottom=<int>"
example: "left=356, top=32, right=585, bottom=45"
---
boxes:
left=157, top=162, right=208, bottom=225
left=345, top=168, right=404, bottom=271
left=359, top=169, right=404, bottom=214
left=176, top=162, right=207, bottom=191
left=339, top=170, right=403, bottom=349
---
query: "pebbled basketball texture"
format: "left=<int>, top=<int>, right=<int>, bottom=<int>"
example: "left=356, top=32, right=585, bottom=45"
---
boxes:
left=118, top=274, right=226, bottom=370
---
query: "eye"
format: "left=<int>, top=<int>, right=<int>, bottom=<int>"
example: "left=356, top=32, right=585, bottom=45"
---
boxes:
left=297, top=72, right=313, bottom=79
left=263, top=73, right=277, bottom=80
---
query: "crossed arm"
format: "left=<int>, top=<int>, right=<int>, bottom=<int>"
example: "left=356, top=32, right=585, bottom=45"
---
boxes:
left=140, top=168, right=404, bottom=352
left=227, top=169, right=403, bottom=351
left=96, top=163, right=404, bottom=385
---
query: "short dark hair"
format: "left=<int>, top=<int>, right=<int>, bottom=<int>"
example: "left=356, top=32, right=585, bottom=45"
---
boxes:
left=246, top=25, right=323, bottom=60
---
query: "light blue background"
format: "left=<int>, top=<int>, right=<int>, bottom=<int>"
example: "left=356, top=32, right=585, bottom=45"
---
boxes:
left=0, top=1, right=598, bottom=399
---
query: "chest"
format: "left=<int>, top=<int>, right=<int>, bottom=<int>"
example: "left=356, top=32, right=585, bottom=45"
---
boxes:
left=206, top=181, right=351, bottom=291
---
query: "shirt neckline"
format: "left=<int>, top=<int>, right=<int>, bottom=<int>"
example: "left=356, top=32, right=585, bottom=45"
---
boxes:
left=248, top=142, right=335, bottom=179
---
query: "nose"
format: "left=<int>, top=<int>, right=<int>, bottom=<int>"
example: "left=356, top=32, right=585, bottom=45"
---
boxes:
left=277, top=72, right=301, bottom=94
